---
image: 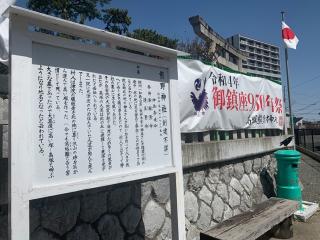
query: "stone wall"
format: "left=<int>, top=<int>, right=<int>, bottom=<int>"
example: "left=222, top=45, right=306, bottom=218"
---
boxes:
left=0, top=176, right=173, bottom=240
left=183, top=153, right=277, bottom=239
left=0, top=152, right=277, bottom=240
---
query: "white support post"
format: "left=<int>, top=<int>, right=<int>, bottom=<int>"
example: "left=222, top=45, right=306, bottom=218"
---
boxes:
left=203, top=131, right=210, bottom=142
left=170, top=171, right=186, bottom=240
left=216, top=131, right=220, bottom=141
left=9, top=15, right=33, bottom=240
left=241, top=130, right=245, bottom=139
left=169, top=64, right=186, bottom=240
left=224, top=131, right=229, bottom=140
left=233, top=131, right=238, bottom=140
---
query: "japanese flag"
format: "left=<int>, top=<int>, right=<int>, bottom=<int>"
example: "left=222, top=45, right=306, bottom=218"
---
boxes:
left=282, top=21, right=299, bottom=49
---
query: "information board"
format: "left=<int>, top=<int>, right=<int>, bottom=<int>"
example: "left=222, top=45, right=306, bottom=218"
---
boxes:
left=8, top=6, right=185, bottom=240
left=32, top=43, right=172, bottom=186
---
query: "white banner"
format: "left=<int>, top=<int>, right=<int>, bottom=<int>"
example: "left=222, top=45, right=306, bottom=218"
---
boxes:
left=178, top=59, right=284, bottom=132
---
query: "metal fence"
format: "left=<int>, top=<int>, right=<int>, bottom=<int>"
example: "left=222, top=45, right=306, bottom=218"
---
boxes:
left=181, top=129, right=283, bottom=143
left=295, top=129, right=320, bottom=153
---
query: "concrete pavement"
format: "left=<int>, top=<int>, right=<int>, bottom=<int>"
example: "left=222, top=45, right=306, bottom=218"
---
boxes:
left=300, top=153, right=320, bottom=204
left=270, top=153, right=320, bottom=240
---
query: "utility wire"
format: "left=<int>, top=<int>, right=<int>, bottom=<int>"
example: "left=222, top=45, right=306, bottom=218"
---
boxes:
left=291, top=74, right=320, bottom=89
left=290, top=91, right=320, bottom=107
left=294, top=103, right=317, bottom=106
left=294, top=109, right=320, bottom=115
left=295, top=102, right=317, bottom=112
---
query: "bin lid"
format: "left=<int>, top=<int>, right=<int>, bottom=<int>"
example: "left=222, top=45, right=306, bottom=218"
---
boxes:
left=274, top=149, right=301, bottom=158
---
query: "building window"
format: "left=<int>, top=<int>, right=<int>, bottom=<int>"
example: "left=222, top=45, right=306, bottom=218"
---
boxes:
left=240, top=44, right=246, bottom=50
left=216, top=45, right=226, bottom=58
left=229, top=53, right=238, bottom=65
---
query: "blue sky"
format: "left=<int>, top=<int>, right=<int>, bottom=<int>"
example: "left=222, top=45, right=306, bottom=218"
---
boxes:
left=16, top=0, right=320, bottom=121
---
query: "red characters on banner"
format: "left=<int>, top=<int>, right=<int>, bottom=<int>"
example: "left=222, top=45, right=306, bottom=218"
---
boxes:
left=212, top=87, right=282, bottom=113
left=226, top=89, right=238, bottom=111
left=212, top=87, right=225, bottom=110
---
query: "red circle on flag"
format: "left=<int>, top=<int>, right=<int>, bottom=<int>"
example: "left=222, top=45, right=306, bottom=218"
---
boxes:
left=282, top=28, right=295, bottom=40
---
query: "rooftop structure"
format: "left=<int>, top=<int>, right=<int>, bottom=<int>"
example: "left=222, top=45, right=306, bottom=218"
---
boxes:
left=189, top=15, right=248, bottom=72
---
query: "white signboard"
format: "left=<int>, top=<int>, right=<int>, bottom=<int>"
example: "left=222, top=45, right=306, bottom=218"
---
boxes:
left=8, top=6, right=185, bottom=240
left=33, top=43, right=172, bottom=186
left=178, top=59, right=284, bottom=132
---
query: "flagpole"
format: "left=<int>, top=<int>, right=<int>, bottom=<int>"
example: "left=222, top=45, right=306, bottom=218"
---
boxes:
left=281, top=11, right=296, bottom=150
left=283, top=86, right=288, bottom=135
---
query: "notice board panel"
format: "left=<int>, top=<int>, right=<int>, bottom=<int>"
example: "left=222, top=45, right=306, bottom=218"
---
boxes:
left=32, top=43, right=172, bottom=187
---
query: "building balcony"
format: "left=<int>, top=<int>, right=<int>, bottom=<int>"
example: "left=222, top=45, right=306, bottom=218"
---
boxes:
left=244, top=66, right=281, bottom=78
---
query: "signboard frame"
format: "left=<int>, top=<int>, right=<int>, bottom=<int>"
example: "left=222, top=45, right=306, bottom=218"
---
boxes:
left=7, top=6, right=185, bottom=240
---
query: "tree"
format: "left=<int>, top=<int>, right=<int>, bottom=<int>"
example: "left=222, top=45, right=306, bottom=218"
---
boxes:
left=27, top=0, right=110, bottom=24
left=127, top=29, right=178, bottom=49
left=102, top=8, right=131, bottom=35
left=177, top=38, right=215, bottom=63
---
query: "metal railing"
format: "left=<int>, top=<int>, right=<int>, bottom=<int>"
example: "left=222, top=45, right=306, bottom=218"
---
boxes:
left=181, top=129, right=283, bottom=144
left=295, top=129, right=320, bottom=153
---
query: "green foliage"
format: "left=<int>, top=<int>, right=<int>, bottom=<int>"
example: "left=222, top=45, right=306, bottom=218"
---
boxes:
left=102, top=8, right=131, bottom=35
left=27, top=0, right=178, bottom=50
left=27, top=0, right=110, bottom=24
left=177, top=38, right=214, bottom=63
left=127, top=29, right=178, bottom=49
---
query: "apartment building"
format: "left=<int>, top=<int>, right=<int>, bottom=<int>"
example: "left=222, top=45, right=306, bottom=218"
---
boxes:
left=227, top=34, right=281, bottom=81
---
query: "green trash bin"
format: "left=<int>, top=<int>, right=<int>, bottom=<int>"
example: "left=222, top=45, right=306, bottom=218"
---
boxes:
left=274, top=149, right=302, bottom=209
